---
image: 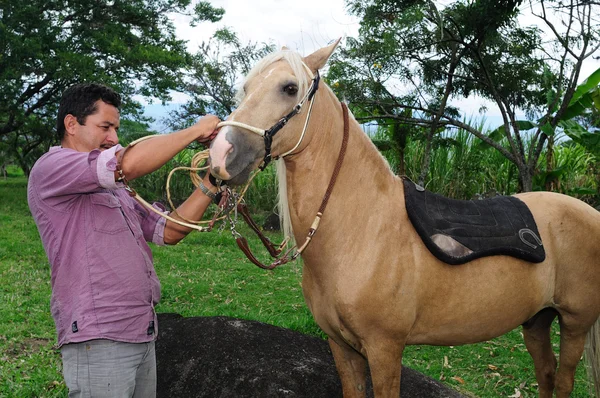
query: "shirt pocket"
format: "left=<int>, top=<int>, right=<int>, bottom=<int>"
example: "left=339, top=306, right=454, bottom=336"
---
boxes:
left=90, top=193, right=130, bottom=234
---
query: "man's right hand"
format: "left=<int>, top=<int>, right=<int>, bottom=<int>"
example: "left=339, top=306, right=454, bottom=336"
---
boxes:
left=193, top=115, right=220, bottom=146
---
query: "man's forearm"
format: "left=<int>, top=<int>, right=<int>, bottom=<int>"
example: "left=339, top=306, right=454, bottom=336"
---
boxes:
left=115, top=116, right=219, bottom=181
left=116, top=127, right=197, bottom=181
left=163, top=174, right=218, bottom=245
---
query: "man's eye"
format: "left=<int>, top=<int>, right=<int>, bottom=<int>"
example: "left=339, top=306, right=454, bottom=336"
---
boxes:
left=283, top=84, right=298, bottom=96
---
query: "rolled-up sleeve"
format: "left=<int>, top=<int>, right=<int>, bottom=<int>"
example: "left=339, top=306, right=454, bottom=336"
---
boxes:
left=152, top=215, right=167, bottom=246
left=32, top=146, right=124, bottom=206
left=97, top=145, right=124, bottom=190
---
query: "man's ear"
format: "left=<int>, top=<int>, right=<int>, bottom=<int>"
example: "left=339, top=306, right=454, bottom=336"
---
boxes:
left=302, top=38, right=342, bottom=73
left=63, top=114, right=78, bottom=136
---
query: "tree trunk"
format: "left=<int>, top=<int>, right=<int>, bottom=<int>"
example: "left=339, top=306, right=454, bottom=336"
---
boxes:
left=545, top=135, right=555, bottom=191
left=418, top=130, right=435, bottom=186
left=518, top=166, right=533, bottom=193
left=391, top=122, right=408, bottom=176
left=16, top=155, right=31, bottom=177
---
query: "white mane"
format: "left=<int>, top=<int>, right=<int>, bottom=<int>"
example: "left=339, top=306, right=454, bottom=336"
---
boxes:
left=276, top=159, right=294, bottom=244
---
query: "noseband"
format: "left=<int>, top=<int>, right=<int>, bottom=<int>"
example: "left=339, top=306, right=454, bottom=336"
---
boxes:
left=216, top=67, right=321, bottom=171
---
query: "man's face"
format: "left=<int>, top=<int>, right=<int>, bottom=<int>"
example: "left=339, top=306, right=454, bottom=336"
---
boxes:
left=69, top=100, right=120, bottom=152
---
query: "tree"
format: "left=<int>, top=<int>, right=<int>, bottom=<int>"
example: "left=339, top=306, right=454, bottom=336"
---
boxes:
left=0, top=0, right=224, bottom=174
left=166, top=28, right=275, bottom=129
left=330, top=0, right=600, bottom=192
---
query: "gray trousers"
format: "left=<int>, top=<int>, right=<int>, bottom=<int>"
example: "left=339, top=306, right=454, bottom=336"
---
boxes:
left=61, top=339, right=156, bottom=398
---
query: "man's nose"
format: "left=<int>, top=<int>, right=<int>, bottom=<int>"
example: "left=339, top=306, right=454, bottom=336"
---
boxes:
left=107, top=128, right=119, bottom=144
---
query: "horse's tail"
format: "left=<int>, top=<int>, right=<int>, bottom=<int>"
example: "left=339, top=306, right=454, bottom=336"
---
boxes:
left=586, top=316, right=600, bottom=397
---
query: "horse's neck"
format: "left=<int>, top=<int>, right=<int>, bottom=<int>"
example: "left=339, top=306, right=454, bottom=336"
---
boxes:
left=283, top=91, right=404, bottom=247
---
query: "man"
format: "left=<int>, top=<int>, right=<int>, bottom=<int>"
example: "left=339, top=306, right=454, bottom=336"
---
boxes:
left=27, top=83, right=220, bottom=397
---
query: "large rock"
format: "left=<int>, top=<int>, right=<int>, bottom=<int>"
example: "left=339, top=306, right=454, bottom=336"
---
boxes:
left=156, top=313, right=464, bottom=397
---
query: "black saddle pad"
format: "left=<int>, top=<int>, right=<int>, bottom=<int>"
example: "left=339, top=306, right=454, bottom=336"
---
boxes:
left=403, top=178, right=545, bottom=265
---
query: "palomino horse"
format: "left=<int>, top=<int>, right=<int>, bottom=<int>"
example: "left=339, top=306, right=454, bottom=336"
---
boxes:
left=209, top=41, right=600, bottom=397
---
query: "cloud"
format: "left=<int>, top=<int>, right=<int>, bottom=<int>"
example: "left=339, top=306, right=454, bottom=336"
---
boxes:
left=173, top=0, right=359, bottom=55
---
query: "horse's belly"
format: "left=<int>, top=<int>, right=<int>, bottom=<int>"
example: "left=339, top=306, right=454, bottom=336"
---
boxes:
left=407, top=273, right=551, bottom=345
left=407, top=315, right=527, bottom=346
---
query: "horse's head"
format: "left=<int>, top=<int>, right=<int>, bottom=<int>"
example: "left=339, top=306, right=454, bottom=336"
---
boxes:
left=209, top=40, right=340, bottom=185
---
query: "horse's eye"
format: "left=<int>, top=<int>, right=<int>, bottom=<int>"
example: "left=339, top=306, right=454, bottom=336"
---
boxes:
left=283, top=84, right=298, bottom=96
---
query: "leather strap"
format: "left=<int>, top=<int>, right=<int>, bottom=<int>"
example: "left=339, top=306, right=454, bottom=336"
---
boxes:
left=235, top=101, right=350, bottom=270
left=237, top=203, right=286, bottom=257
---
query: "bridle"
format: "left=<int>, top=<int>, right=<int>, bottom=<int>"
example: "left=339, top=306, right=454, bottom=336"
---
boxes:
left=211, top=64, right=350, bottom=270
left=216, top=66, right=321, bottom=170
left=231, top=101, right=349, bottom=270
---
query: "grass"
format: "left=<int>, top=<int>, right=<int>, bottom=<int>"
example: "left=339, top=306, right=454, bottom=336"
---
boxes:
left=0, top=175, right=593, bottom=397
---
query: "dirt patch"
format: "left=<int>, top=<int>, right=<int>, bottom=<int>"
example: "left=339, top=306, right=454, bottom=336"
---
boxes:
left=156, top=313, right=465, bottom=397
left=3, top=337, right=52, bottom=359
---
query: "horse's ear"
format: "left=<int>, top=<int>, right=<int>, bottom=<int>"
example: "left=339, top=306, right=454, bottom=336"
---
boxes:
left=303, top=38, right=341, bottom=72
left=281, top=46, right=289, bottom=50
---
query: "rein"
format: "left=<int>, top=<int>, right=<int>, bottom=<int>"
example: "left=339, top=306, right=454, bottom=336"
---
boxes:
left=233, top=102, right=350, bottom=270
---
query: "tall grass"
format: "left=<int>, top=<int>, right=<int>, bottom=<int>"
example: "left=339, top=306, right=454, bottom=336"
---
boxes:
left=377, top=122, right=520, bottom=198
left=539, top=142, right=597, bottom=201
left=374, top=121, right=597, bottom=202
left=130, top=148, right=199, bottom=208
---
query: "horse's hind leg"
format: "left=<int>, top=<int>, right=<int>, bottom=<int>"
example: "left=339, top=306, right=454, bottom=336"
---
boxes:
left=554, top=314, right=593, bottom=398
left=522, top=308, right=558, bottom=398
left=329, top=338, right=367, bottom=397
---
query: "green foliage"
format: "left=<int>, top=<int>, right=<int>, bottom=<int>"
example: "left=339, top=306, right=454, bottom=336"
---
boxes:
left=130, top=147, right=201, bottom=208
left=372, top=117, right=597, bottom=203
left=400, top=124, right=521, bottom=198
left=192, top=1, right=225, bottom=24
left=559, top=67, right=600, bottom=133
left=166, top=28, right=275, bottom=129
left=567, top=67, right=600, bottom=113
left=129, top=147, right=280, bottom=214
left=0, top=0, right=223, bottom=175
left=242, top=163, right=280, bottom=213
left=1, top=0, right=196, bottom=133
left=534, top=142, right=596, bottom=197
left=334, top=0, right=600, bottom=191
left=117, top=120, right=159, bottom=146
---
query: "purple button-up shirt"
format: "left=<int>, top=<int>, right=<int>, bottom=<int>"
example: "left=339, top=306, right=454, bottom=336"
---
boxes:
left=28, top=145, right=167, bottom=347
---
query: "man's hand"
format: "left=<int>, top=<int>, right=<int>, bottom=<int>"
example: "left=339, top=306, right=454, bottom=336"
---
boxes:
left=192, top=115, right=220, bottom=146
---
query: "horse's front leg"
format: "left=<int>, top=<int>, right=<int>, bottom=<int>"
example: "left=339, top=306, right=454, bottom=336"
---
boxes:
left=364, top=337, right=405, bottom=397
left=329, top=337, right=368, bottom=397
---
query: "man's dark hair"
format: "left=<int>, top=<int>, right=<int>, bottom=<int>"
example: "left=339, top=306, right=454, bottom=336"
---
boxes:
left=56, top=83, right=121, bottom=142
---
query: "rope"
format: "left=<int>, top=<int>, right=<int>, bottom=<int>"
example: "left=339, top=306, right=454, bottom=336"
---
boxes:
left=122, top=135, right=258, bottom=229
left=216, top=121, right=265, bottom=136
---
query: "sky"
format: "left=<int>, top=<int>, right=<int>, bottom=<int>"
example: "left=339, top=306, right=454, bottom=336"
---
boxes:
left=144, top=0, right=599, bottom=132
left=144, top=0, right=359, bottom=131
left=173, top=0, right=359, bottom=58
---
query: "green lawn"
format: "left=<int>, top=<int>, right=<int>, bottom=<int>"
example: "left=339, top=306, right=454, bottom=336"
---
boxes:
left=0, top=176, right=593, bottom=397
